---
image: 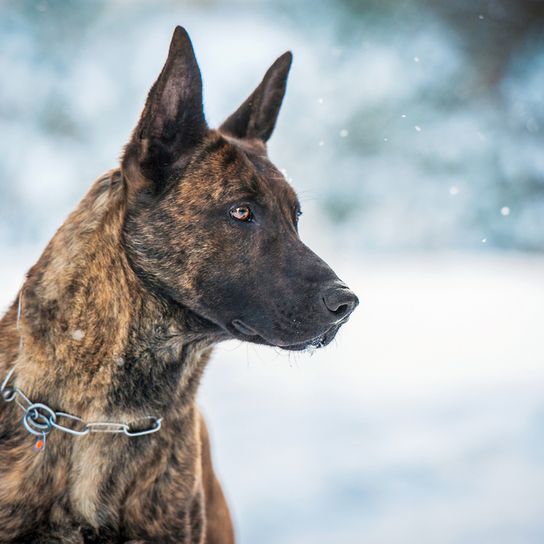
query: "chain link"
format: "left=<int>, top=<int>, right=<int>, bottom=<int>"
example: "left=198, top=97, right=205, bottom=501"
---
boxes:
left=50, top=412, right=90, bottom=436
left=1, top=367, right=162, bottom=444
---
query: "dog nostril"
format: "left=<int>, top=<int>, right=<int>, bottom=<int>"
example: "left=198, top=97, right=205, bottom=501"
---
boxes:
left=322, top=286, right=359, bottom=319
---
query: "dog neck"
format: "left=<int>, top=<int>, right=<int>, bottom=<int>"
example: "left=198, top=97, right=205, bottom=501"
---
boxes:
left=5, top=170, right=217, bottom=420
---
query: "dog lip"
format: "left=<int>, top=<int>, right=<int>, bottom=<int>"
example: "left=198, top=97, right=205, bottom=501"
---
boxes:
left=229, top=317, right=349, bottom=351
left=231, top=319, right=259, bottom=337
left=280, top=320, right=344, bottom=351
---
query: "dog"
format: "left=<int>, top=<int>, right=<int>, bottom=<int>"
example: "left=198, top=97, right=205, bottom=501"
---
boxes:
left=0, top=27, right=358, bottom=543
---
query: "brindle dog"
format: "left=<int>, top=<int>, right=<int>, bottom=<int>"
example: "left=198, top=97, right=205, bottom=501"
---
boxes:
left=0, top=27, right=358, bottom=543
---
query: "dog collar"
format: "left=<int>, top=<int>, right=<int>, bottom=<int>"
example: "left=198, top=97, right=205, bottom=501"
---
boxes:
left=1, top=367, right=162, bottom=451
left=1, top=292, right=162, bottom=451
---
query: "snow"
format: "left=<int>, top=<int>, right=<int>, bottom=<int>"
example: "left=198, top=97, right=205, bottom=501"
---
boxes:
left=2, top=248, right=543, bottom=543
left=71, top=329, right=85, bottom=341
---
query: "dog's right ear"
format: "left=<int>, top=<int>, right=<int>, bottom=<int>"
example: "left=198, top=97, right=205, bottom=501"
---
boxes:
left=122, top=26, right=207, bottom=196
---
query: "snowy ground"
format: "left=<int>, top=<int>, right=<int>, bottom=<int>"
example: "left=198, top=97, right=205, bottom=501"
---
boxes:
left=1, top=248, right=543, bottom=543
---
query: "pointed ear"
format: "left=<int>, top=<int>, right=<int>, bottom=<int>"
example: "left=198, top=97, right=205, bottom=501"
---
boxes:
left=122, top=26, right=207, bottom=193
left=220, top=51, right=292, bottom=143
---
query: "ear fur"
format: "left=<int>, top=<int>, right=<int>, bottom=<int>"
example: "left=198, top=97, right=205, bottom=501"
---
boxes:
left=122, top=26, right=207, bottom=193
left=220, top=51, right=292, bottom=143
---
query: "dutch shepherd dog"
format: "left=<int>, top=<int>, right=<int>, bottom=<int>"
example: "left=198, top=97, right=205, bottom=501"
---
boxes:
left=0, top=27, right=358, bottom=543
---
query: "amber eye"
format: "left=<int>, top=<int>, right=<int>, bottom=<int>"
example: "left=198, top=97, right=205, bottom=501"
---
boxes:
left=229, top=205, right=253, bottom=222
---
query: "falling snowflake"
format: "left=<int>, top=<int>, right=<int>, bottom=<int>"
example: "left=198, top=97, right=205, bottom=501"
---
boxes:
left=317, top=98, right=324, bottom=104
left=449, top=186, right=459, bottom=196
left=526, top=119, right=539, bottom=133
left=414, top=56, right=420, bottom=63
left=415, top=125, right=422, bottom=132
left=318, top=140, right=325, bottom=146
left=500, top=206, right=510, bottom=216
left=71, top=329, right=85, bottom=341
left=339, top=129, right=349, bottom=138
left=481, top=238, right=487, bottom=243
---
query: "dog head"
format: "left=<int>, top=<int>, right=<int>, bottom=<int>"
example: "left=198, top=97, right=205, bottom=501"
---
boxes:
left=122, top=27, right=358, bottom=350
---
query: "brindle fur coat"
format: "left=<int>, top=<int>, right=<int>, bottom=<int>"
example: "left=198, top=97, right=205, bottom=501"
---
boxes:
left=0, top=27, right=358, bottom=543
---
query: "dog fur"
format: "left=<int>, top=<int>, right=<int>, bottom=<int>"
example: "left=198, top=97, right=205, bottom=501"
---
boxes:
left=0, top=27, right=358, bottom=543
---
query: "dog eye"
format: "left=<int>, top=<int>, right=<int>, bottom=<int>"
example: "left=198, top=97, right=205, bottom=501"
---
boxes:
left=295, top=209, right=303, bottom=222
left=230, top=205, right=253, bottom=222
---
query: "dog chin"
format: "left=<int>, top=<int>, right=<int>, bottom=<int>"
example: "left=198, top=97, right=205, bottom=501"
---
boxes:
left=280, top=323, right=341, bottom=351
left=229, top=319, right=342, bottom=351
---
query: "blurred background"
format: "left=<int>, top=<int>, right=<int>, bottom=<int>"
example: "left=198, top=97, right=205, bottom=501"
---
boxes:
left=1, top=0, right=543, bottom=542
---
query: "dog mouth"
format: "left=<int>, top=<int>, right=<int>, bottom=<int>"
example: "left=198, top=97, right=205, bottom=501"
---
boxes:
left=230, top=318, right=345, bottom=351
left=231, top=319, right=260, bottom=337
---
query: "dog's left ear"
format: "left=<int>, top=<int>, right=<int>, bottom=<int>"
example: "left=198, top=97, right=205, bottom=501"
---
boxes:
left=123, top=26, right=207, bottom=194
left=220, top=51, right=292, bottom=143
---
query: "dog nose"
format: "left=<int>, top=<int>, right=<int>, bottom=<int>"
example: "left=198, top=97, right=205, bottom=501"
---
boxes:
left=322, top=284, right=359, bottom=320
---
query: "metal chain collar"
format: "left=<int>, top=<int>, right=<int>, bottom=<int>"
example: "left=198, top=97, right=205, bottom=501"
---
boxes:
left=0, top=291, right=162, bottom=451
left=1, top=367, right=162, bottom=450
